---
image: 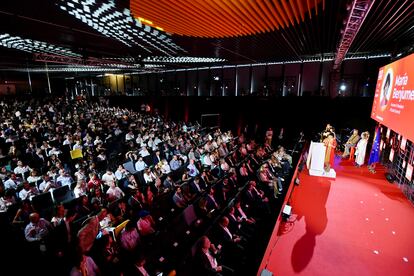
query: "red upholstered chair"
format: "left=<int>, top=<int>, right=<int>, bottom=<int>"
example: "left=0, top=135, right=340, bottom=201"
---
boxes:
left=349, top=147, right=356, bottom=161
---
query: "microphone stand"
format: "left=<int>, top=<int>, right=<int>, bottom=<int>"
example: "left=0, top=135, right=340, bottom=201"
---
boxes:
left=288, top=133, right=304, bottom=156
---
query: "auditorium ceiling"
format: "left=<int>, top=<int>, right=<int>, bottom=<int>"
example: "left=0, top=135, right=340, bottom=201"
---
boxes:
left=0, top=0, right=413, bottom=72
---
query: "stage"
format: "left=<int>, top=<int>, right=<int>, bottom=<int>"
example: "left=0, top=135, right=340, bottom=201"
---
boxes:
left=258, top=156, right=414, bottom=276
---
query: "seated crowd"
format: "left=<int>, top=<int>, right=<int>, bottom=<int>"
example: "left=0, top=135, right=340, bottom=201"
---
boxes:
left=0, top=97, right=294, bottom=275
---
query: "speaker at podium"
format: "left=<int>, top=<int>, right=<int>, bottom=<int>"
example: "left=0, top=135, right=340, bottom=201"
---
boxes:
left=306, top=141, right=336, bottom=178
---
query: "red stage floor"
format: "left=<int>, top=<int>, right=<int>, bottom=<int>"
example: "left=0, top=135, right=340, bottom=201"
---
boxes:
left=258, top=157, right=414, bottom=276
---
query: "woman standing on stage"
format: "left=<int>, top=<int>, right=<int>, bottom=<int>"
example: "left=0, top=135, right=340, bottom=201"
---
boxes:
left=323, top=132, right=337, bottom=172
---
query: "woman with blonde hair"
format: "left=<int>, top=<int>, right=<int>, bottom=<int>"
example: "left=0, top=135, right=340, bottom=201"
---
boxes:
left=355, top=131, right=369, bottom=167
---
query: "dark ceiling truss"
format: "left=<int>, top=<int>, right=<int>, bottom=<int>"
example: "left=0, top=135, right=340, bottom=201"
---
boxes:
left=350, top=0, right=414, bottom=56
left=333, top=0, right=375, bottom=70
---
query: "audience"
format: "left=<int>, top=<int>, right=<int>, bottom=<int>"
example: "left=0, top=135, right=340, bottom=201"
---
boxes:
left=0, top=97, right=296, bottom=275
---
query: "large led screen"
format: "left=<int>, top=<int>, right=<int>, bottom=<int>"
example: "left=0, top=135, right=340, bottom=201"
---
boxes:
left=371, top=53, right=414, bottom=142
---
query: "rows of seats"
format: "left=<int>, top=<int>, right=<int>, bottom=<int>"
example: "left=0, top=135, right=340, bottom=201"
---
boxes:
left=0, top=97, right=297, bottom=275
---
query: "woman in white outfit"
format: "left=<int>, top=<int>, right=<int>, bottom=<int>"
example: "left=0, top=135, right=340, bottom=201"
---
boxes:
left=355, top=132, right=369, bottom=167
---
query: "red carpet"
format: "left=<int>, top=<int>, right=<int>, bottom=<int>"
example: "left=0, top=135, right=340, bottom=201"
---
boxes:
left=258, top=156, right=414, bottom=276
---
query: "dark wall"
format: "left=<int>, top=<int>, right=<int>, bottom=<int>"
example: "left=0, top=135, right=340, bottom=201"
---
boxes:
left=0, top=57, right=389, bottom=98
left=108, top=96, right=376, bottom=142
left=124, top=57, right=389, bottom=97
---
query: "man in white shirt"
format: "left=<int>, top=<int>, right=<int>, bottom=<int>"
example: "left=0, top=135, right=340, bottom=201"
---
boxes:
left=135, top=134, right=143, bottom=145
left=187, top=159, right=199, bottom=177
left=74, top=168, right=87, bottom=182
left=24, top=212, right=51, bottom=243
left=106, top=181, right=125, bottom=201
left=94, top=137, right=103, bottom=146
left=135, top=157, right=147, bottom=172
left=125, top=131, right=135, bottom=142
left=4, top=173, right=19, bottom=190
left=63, top=135, right=72, bottom=146
left=56, top=170, right=73, bottom=187
left=101, top=170, right=117, bottom=186
left=115, top=165, right=127, bottom=180
left=13, top=160, right=30, bottom=175
left=114, top=127, right=122, bottom=136
left=203, top=154, right=213, bottom=168
left=161, top=160, right=171, bottom=175
left=48, top=147, right=62, bottom=156
left=19, top=181, right=39, bottom=201
left=169, top=155, right=181, bottom=171
left=139, top=146, right=150, bottom=158
left=154, top=136, right=162, bottom=146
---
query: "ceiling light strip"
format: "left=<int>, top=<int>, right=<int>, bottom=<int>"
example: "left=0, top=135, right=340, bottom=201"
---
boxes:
left=0, top=33, right=81, bottom=58
left=58, top=0, right=184, bottom=55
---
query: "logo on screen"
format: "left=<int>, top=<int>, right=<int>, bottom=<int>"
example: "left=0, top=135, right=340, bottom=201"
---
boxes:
left=379, top=68, right=393, bottom=111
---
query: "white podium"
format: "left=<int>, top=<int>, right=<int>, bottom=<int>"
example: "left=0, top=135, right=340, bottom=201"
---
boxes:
left=306, top=141, right=336, bottom=178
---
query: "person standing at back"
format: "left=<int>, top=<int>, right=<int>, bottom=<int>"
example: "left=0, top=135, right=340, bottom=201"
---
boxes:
left=265, top=128, right=273, bottom=147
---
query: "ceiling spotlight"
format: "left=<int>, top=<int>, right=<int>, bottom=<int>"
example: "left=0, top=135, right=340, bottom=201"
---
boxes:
left=340, top=84, right=346, bottom=91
